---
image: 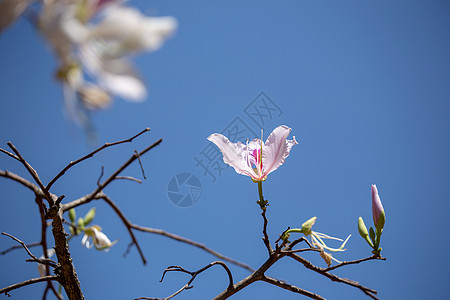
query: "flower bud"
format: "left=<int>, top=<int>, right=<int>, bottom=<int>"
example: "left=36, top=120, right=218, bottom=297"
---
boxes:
left=358, top=217, right=374, bottom=248
left=301, top=217, right=317, bottom=236
left=83, top=207, right=96, bottom=226
left=69, top=208, right=76, bottom=224
left=371, top=184, right=385, bottom=231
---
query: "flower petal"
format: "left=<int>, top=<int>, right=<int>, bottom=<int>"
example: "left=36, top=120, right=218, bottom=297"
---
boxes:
left=261, top=125, right=298, bottom=177
left=80, top=41, right=147, bottom=101
left=207, top=133, right=257, bottom=179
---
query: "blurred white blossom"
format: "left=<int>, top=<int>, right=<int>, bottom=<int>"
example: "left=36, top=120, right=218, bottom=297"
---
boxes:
left=37, top=248, right=55, bottom=277
left=0, top=0, right=177, bottom=133
left=82, top=226, right=116, bottom=251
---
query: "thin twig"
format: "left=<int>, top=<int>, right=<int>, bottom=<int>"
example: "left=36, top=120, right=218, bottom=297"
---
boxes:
left=97, top=166, right=104, bottom=187
left=261, top=275, right=326, bottom=300
left=90, top=138, right=162, bottom=199
left=136, top=261, right=233, bottom=300
left=324, top=255, right=386, bottom=272
left=131, top=223, right=254, bottom=272
left=287, top=252, right=379, bottom=298
left=1, top=232, right=56, bottom=268
left=2, top=232, right=38, bottom=259
left=45, top=128, right=150, bottom=192
left=99, top=194, right=147, bottom=265
left=283, top=247, right=320, bottom=254
left=0, top=170, right=42, bottom=195
left=287, top=236, right=314, bottom=250
left=1, top=242, right=40, bottom=255
left=115, top=176, right=142, bottom=183
left=7, top=142, right=54, bottom=204
left=0, top=276, right=59, bottom=295
left=134, top=150, right=147, bottom=179
left=0, top=148, right=20, bottom=161
left=61, top=138, right=163, bottom=211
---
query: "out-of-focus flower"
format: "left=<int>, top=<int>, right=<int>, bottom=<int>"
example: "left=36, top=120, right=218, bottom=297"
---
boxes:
left=1, top=0, right=177, bottom=135
left=81, top=226, right=116, bottom=251
left=371, top=184, right=385, bottom=231
left=0, top=0, right=33, bottom=33
left=80, top=5, right=177, bottom=101
left=208, top=125, right=298, bottom=182
left=78, top=83, right=111, bottom=109
left=38, top=248, right=55, bottom=277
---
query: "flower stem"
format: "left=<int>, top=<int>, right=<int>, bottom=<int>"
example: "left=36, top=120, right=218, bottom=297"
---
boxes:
left=256, top=181, right=268, bottom=210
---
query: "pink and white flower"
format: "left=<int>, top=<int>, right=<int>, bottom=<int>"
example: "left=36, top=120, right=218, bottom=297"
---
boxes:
left=208, top=125, right=298, bottom=182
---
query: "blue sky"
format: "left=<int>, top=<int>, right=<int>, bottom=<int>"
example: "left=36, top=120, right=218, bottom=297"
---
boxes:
left=0, top=0, right=449, bottom=299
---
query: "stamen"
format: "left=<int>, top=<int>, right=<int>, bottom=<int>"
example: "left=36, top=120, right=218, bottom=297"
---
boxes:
left=259, top=129, right=263, bottom=173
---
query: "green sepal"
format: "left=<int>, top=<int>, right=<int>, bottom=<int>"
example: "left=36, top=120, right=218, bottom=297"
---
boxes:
left=83, top=207, right=96, bottom=226
left=68, top=208, right=76, bottom=224
left=372, top=247, right=382, bottom=256
left=375, top=210, right=385, bottom=231
left=301, top=217, right=317, bottom=236
left=369, top=226, right=375, bottom=246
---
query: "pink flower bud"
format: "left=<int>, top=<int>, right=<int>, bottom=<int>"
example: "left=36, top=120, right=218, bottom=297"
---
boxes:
left=371, top=184, right=385, bottom=230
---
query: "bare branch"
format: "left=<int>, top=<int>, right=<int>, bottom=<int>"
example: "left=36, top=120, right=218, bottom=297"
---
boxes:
left=131, top=223, right=254, bottom=273
left=99, top=194, right=147, bottom=265
left=324, top=255, right=386, bottom=272
left=1, top=241, right=41, bottom=255
left=45, top=128, right=150, bottom=192
left=6, top=142, right=54, bottom=204
left=115, top=176, right=142, bottom=183
left=0, top=147, right=20, bottom=161
left=0, top=275, right=59, bottom=295
left=261, top=210, right=273, bottom=255
left=97, top=166, right=104, bottom=187
left=261, top=276, right=325, bottom=300
left=2, top=232, right=38, bottom=259
left=287, top=252, right=379, bottom=298
left=134, top=150, right=147, bottom=180
left=1, top=232, right=57, bottom=268
left=90, top=138, right=162, bottom=198
left=136, top=261, right=233, bottom=300
left=62, top=138, right=163, bottom=212
left=0, top=170, right=42, bottom=195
